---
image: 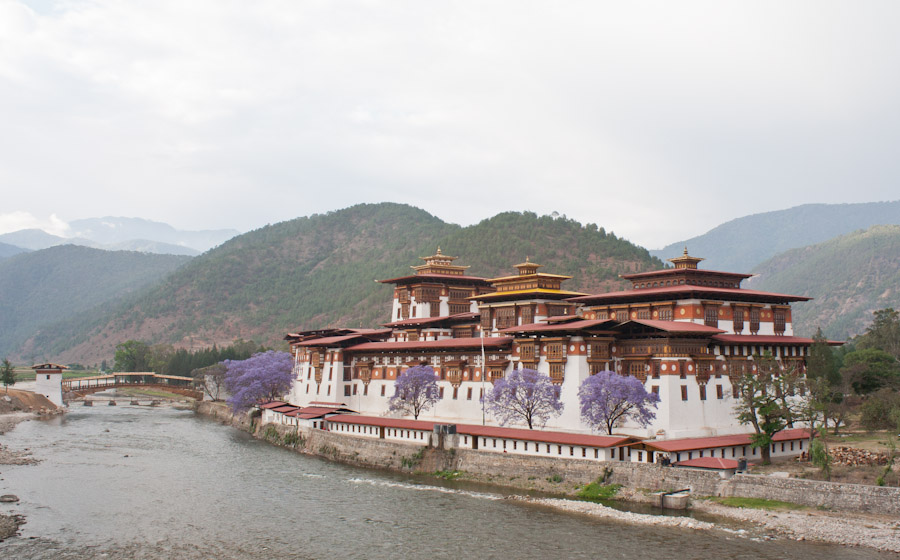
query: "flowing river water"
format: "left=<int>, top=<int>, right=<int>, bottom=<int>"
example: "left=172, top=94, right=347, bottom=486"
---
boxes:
left=0, top=404, right=891, bottom=559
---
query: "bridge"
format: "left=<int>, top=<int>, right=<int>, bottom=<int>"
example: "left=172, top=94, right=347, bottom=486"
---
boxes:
left=62, top=372, right=203, bottom=400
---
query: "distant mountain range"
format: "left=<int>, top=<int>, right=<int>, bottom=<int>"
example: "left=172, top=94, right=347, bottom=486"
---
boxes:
left=0, top=217, right=240, bottom=256
left=0, top=245, right=192, bottom=361
left=750, top=225, right=900, bottom=340
left=12, top=203, right=663, bottom=365
left=652, top=201, right=900, bottom=273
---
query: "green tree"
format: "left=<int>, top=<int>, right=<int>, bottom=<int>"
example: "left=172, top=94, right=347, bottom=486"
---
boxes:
left=1, top=358, right=15, bottom=394
left=841, top=348, right=899, bottom=394
left=734, top=352, right=794, bottom=464
left=857, top=308, right=900, bottom=359
left=113, top=340, right=151, bottom=372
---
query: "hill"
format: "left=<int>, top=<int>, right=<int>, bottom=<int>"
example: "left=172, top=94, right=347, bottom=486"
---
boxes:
left=652, top=201, right=900, bottom=272
left=0, top=242, right=28, bottom=261
left=749, top=225, right=900, bottom=339
left=0, top=245, right=192, bottom=361
left=21, top=203, right=663, bottom=364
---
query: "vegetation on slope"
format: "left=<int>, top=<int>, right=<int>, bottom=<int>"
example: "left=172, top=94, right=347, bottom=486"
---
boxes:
left=749, top=225, right=900, bottom=339
left=23, top=203, right=663, bottom=364
left=0, top=245, right=191, bottom=359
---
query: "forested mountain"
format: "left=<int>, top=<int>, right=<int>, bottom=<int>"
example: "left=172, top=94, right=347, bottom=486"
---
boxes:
left=0, top=245, right=192, bottom=360
left=0, top=229, right=86, bottom=251
left=749, top=225, right=900, bottom=339
left=21, top=203, right=663, bottom=364
left=0, top=241, right=28, bottom=261
left=652, top=201, right=900, bottom=272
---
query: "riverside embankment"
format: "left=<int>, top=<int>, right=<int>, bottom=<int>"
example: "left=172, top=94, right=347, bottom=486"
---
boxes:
left=196, top=401, right=900, bottom=553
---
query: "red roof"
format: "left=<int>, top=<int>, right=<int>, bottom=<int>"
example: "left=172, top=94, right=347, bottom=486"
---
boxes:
left=273, top=405, right=300, bottom=414
left=285, top=406, right=351, bottom=418
left=347, top=336, right=513, bottom=352
left=327, top=414, right=436, bottom=431
left=309, top=401, right=349, bottom=407
left=455, top=424, right=633, bottom=448
left=675, top=457, right=742, bottom=470
left=500, top=319, right=615, bottom=334
left=642, top=428, right=810, bottom=452
left=615, top=319, right=724, bottom=334
left=570, top=285, right=811, bottom=304
left=260, top=401, right=288, bottom=410
left=378, top=273, right=491, bottom=285
left=383, top=312, right=479, bottom=328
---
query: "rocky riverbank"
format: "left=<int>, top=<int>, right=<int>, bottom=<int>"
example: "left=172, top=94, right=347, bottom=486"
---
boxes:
left=513, top=495, right=900, bottom=552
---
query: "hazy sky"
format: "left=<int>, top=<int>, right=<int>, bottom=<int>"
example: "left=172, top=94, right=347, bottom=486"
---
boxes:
left=2, top=1, right=899, bottom=249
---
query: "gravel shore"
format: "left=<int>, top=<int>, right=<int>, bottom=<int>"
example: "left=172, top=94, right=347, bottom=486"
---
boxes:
left=512, top=494, right=900, bottom=553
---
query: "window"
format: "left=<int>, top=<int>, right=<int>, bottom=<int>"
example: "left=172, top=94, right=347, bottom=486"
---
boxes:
left=704, top=306, right=719, bottom=327
left=681, top=386, right=688, bottom=401
left=496, top=307, right=516, bottom=329
left=750, top=308, right=760, bottom=334
left=699, top=385, right=706, bottom=401
left=774, top=309, right=786, bottom=334
left=636, top=309, right=651, bottom=320
left=546, top=342, right=564, bottom=360
left=733, top=308, right=744, bottom=332
left=344, top=386, right=351, bottom=397
left=549, top=363, right=565, bottom=384
left=452, top=387, right=458, bottom=400
left=651, top=386, right=659, bottom=394
left=716, top=385, right=724, bottom=399
left=439, top=387, right=445, bottom=399
left=657, top=307, right=673, bottom=321
left=466, top=387, right=472, bottom=400
left=381, top=385, right=386, bottom=397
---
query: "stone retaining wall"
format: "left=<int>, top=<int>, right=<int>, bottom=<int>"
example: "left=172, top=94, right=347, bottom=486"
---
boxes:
left=195, top=403, right=900, bottom=515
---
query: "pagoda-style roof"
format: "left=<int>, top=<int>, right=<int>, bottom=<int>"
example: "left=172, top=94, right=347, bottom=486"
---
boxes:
left=378, top=273, right=491, bottom=286
left=346, top=336, right=513, bottom=353
left=473, top=259, right=585, bottom=302
left=410, top=247, right=470, bottom=276
left=668, top=247, right=704, bottom=269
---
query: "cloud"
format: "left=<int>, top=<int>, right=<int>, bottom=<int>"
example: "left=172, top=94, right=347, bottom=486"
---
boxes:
left=0, top=211, right=70, bottom=236
left=2, top=1, right=900, bottom=248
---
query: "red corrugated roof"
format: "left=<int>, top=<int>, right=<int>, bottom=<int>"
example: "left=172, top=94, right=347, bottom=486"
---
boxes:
left=675, top=457, right=742, bottom=469
left=327, top=414, right=436, bottom=431
left=383, top=312, right=479, bottom=328
left=295, top=334, right=372, bottom=347
left=455, top=424, right=633, bottom=448
left=347, top=337, right=513, bottom=352
left=615, top=319, right=724, bottom=334
left=642, top=428, right=810, bottom=452
left=378, top=273, right=491, bottom=285
left=260, top=401, right=288, bottom=409
left=273, top=405, right=299, bottom=413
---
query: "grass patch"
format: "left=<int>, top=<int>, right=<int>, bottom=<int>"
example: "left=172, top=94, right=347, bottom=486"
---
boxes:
left=710, top=496, right=807, bottom=511
left=547, top=473, right=563, bottom=483
left=577, top=480, right=622, bottom=501
left=433, top=470, right=462, bottom=480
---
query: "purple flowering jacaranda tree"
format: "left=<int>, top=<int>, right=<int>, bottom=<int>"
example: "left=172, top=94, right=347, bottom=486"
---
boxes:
left=483, top=368, right=563, bottom=429
left=388, top=365, right=440, bottom=419
left=578, top=370, right=660, bottom=435
left=224, top=350, right=294, bottom=413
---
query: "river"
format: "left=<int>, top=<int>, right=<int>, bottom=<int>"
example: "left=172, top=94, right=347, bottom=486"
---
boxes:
left=0, top=404, right=889, bottom=559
